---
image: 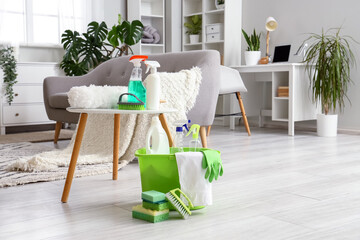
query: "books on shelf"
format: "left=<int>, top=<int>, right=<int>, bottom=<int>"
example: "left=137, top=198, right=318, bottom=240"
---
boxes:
left=277, top=86, right=289, bottom=97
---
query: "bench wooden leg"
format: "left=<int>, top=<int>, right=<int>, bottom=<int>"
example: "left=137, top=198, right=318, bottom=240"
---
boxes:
left=54, top=121, right=62, bottom=143
left=200, top=126, right=208, bottom=148
left=113, top=114, right=120, bottom=180
left=236, top=92, right=251, bottom=136
left=61, top=113, right=88, bottom=203
left=207, top=126, right=211, bottom=136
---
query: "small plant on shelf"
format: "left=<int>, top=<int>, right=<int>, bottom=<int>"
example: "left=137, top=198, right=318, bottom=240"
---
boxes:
left=184, top=15, right=202, bottom=44
left=0, top=46, right=17, bottom=104
left=242, top=29, right=261, bottom=51
left=215, top=0, right=225, bottom=9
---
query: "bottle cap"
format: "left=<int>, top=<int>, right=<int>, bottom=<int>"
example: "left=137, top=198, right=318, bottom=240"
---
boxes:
left=176, top=126, right=183, bottom=132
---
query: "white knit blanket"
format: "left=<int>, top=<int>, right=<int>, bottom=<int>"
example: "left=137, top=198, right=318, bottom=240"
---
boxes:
left=8, top=67, right=202, bottom=172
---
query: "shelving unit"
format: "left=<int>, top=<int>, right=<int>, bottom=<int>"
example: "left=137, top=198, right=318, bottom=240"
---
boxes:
left=182, top=0, right=242, bottom=66
left=127, top=0, right=165, bottom=54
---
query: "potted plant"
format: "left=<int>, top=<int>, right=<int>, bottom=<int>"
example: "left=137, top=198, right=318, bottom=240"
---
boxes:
left=303, top=28, right=356, bottom=137
left=184, top=15, right=202, bottom=44
left=215, top=0, right=225, bottom=9
left=242, top=29, right=261, bottom=66
left=60, top=14, right=143, bottom=76
left=0, top=46, right=17, bottom=104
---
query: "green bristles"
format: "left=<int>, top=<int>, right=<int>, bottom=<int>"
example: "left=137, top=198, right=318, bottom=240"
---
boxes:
left=118, top=104, right=145, bottom=110
left=143, top=201, right=169, bottom=211
left=132, top=211, right=169, bottom=223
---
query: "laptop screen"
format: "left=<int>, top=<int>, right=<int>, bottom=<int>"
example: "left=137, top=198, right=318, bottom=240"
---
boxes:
left=273, top=45, right=291, bottom=63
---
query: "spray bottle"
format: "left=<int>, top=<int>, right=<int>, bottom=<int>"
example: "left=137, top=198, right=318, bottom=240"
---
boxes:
left=186, top=124, right=201, bottom=152
left=172, top=120, right=190, bottom=153
left=144, top=60, right=161, bottom=110
left=129, top=55, right=148, bottom=105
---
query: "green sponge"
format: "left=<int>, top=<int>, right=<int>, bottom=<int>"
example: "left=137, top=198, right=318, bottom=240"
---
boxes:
left=142, top=190, right=166, bottom=203
left=143, top=201, right=169, bottom=211
left=132, top=205, right=169, bottom=223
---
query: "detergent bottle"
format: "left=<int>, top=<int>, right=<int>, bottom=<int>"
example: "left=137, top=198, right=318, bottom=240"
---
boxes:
left=129, top=55, right=148, bottom=106
left=186, top=124, right=201, bottom=152
left=146, top=116, right=170, bottom=154
left=144, top=60, right=161, bottom=110
left=172, top=120, right=190, bottom=153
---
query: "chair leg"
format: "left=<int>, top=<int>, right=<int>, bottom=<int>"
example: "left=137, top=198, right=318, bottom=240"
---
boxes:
left=200, top=126, right=208, bottom=148
left=236, top=92, right=251, bottom=136
left=207, top=126, right=211, bottom=136
left=54, top=122, right=62, bottom=143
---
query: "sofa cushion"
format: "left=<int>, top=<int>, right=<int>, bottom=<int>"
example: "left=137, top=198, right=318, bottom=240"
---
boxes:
left=49, top=92, right=70, bottom=109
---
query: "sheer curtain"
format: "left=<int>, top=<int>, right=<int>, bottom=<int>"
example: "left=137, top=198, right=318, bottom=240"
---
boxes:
left=59, top=0, right=89, bottom=37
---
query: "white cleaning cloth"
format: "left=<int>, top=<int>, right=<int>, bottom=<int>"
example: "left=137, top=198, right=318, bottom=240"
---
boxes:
left=175, top=152, right=212, bottom=206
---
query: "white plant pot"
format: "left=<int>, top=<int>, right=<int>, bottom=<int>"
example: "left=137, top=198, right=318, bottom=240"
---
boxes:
left=317, top=114, right=338, bottom=137
left=215, top=0, right=225, bottom=9
left=189, top=34, right=200, bottom=44
left=244, top=51, right=261, bottom=66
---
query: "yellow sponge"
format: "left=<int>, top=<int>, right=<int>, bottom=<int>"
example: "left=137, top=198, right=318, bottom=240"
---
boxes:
left=132, top=205, right=169, bottom=223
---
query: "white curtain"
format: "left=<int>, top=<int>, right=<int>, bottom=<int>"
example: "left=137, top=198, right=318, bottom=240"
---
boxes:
left=59, top=0, right=89, bottom=35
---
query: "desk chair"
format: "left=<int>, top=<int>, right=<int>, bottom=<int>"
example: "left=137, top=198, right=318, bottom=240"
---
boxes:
left=207, top=66, right=251, bottom=136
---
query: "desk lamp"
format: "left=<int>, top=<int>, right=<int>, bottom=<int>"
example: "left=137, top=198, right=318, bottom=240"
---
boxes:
left=259, top=17, right=278, bottom=64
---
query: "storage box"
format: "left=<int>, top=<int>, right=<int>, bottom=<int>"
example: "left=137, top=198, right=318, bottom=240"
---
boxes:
left=277, top=86, right=289, bottom=97
left=206, top=23, right=224, bottom=34
left=206, top=33, right=223, bottom=42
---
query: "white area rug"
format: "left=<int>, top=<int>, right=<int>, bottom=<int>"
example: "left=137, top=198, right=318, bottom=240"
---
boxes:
left=0, top=142, right=128, bottom=187
left=1, top=67, right=202, bottom=187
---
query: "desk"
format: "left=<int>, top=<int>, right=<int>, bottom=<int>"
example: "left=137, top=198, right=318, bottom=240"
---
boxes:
left=232, top=63, right=319, bottom=136
left=61, top=108, right=176, bottom=203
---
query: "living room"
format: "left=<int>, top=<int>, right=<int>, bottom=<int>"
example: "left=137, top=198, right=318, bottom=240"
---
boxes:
left=1, top=0, right=360, bottom=239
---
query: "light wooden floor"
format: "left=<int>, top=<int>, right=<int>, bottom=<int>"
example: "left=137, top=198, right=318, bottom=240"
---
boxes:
left=1, top=126, right=360, bottom=240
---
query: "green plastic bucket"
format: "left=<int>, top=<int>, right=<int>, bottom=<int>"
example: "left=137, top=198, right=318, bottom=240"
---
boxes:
left=135, top=147, right=218, bottom=210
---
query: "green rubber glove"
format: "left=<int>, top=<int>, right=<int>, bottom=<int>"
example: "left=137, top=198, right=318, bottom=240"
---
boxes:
left=201, top=150, right=223, bottom=183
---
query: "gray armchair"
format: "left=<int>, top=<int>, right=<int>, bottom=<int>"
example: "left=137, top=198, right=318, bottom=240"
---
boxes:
left=43, top=50, right=221, bottom=147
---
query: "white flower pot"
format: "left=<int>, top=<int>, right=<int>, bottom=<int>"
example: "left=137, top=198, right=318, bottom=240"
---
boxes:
left=317, top=114, right=338, bottom=137
left=215, top=0, right=225, bottom=9
left=244, top=51, right=261, bottom=66
left=189, top=34, right=200, bottom=44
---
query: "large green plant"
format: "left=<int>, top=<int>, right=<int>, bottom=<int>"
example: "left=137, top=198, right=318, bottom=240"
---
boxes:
left=0, top=46, right=17, bottom=104
left=242, top=29, right=261, bottom=51
left=61, top=14, right=143, bottom=76
left=303, top=28, right=356, bottom=115
left=184, top=15, right=202, bottom=35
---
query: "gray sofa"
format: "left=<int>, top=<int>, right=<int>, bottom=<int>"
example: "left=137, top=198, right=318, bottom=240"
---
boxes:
left=43, top=50, right=221, bottom=146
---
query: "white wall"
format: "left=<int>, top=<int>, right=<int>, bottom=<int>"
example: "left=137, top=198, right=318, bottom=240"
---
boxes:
left=242, top=0, right=360, bottom=130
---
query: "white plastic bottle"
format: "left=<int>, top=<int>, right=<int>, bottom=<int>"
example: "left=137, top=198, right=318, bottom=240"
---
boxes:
left=144, top=61, right=161, bottom=110
left=186, top=124, right=201, bottom=152
left=172, top=120, right=190, bottom=153
left=146, top=116, right=170, bottom=154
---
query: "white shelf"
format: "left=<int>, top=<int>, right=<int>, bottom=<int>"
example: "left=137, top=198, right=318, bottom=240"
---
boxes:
left=184, top=43, right=203, bottom=46
left=205, top=40, right=224, bottom=44
left=184, top=12, right=203, bottom=17
left=141, top=14, right=164, bottom=18
left=141, top=43, right=164, bottom=47
left=205, top=9, right=224, bottom=15
left=274, top=97, right=289, bottom=100
left=272, top=118, right=289, bottom=122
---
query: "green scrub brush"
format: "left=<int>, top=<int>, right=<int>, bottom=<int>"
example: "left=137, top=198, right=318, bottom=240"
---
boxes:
left=117, top=93, right=145, bottom=110
left=165, top=188, right=194, bottom=219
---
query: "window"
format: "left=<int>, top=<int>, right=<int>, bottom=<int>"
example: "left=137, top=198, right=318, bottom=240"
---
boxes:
left=0, top=0, right=89, bottom=45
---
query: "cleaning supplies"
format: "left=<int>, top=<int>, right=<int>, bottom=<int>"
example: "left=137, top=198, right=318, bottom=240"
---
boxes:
left=172, top=120, right=190, bottom=153
left=129, top=55, right=148, bottom=106
left=144, top=60, right=161, bottom=110
left=175, top=151, right=213, bottom=206
left=201, top=149, right=224, bottom=183
left=165, top=188, right=194, bottom=219
left=142, top=190, right=169, bottom=211
left=133, top=190, right=170, bottom=223
left=117, top=93, right=145, bottom=110
left=186, top=124, right=201, bottom=152
left=146, top=116, right=170, bottom=154
left=132, top=205, right=169, bottom=223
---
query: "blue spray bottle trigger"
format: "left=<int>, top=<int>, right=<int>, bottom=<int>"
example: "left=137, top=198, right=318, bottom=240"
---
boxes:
left=183, top=119, right=191, bottom=132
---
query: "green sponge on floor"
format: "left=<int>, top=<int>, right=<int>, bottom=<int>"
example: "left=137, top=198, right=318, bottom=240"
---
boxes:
left=143, top=200, right=169, bottom=211
left=142, top=190, right=166, bottom=203
left=132, top=205, right=169, bottom=223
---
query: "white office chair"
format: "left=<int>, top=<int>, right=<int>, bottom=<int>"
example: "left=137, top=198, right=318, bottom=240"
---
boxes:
left=208, top=66, right=251, bottom=136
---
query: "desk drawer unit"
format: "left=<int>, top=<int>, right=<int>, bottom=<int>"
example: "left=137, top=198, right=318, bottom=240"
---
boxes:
left=3, top=104, right=50, bottom=125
